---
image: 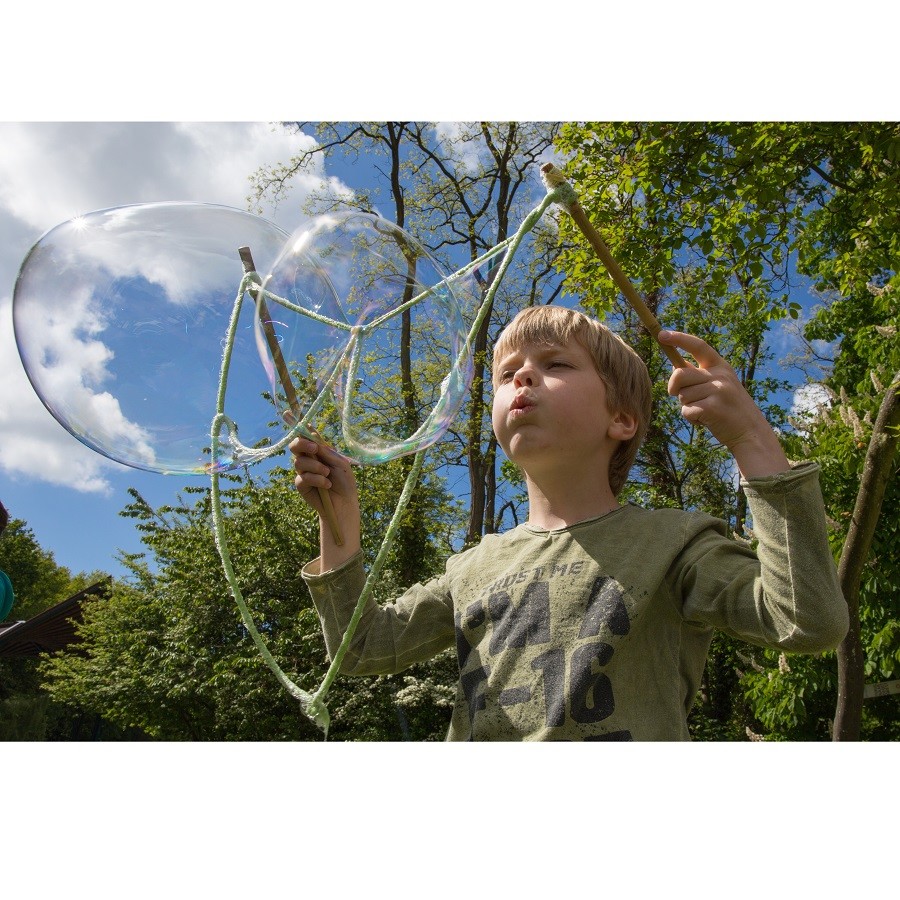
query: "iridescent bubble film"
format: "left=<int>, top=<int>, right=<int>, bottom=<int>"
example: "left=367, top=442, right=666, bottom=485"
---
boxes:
left=13, top=202, right=290, bottom=474
left=256, top=211, right=475, bottom=464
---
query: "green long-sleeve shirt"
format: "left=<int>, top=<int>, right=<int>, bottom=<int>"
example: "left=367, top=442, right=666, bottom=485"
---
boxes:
left=302, top=462, right=848, bottom=740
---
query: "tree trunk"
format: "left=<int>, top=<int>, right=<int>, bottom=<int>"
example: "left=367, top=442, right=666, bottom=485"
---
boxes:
left=735, top=331, right=761, bottom=537
left=484, top=437, right=498, bottom=534
left=465, top=309, right=492, bottom=547
left=832, top=371, right=900, bottom=740
left=463, top=123, right=516, bottom=546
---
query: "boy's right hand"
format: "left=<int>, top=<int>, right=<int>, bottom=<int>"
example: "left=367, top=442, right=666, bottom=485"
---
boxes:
left=290, top=437, right=362, bottom=569
left=657, top=330, right=790, bottom=478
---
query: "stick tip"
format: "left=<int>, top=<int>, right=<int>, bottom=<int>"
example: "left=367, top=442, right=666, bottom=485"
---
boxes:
left=539, top=163, right=577, bottom=210
left=237, top=246, right=255, bottom=272
left=540, top=162, right=567, bottom=189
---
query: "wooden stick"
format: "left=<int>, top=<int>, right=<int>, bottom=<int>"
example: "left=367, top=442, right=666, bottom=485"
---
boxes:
left=238, top=247, right=344, bottom=546
left=540, top=163, right=688, bottom=369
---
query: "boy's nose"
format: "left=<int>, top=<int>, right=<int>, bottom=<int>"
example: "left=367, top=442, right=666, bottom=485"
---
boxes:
left=514, top=366, right=535, bottom=387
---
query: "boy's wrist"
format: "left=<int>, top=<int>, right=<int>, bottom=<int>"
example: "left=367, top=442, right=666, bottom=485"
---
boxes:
left=303, top=549, right=364, bottom=579
left=320, top=519, right=362, bottom=573
left=729, top=425, right=791, bottom=478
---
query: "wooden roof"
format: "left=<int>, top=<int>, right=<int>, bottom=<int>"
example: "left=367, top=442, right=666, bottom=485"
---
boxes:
left=0, top=580, right=109, bottom=657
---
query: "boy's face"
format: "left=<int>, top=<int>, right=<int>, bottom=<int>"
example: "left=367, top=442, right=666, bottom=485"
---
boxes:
left=492, top=338, right=629, bottom=473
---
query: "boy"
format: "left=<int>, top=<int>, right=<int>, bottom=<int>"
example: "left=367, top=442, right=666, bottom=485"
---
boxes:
left=291, top=306, right=848, bottom=740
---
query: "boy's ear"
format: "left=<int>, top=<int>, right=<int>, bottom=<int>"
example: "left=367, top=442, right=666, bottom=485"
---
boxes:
left=607, top=410, right=638, bottom=442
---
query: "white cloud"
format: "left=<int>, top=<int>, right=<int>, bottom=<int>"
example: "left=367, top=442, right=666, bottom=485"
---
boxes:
left=791, top=383, right=831, bottom=418
left=0, top=292, right=128, bottom=493
left=433, top=123, right=485, bottom=175
left=0, top=122, right=350, bottom=492
left=789, top=383, right=831, bottom=437
left=0, top=122, right=323, bottom=232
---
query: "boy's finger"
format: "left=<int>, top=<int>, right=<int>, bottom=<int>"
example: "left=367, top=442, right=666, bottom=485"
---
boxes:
left=293, top=453, right=330, bottom=476
left=674, top=382, right=717, bottom=405
left=289, top=437, right=320, bottom=457
left=658, top=330, right=726, bottom=369
left=295, top=470, right=332, bottom=492
left=668, top=365, right=711, bottom=392
left=316, top=442, right=347, bottom=464
left=288, top=437, right=347, bottom=472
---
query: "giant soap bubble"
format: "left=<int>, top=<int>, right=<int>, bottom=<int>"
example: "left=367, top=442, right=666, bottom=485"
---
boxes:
left=255, top=210, right=477, bottom=464
left=13, top=203, right=290, bottom=474
left=13, top=203, right=484, bottom=475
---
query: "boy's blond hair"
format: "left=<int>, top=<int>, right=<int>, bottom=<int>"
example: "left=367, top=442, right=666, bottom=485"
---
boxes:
left=492, top=306, right=652, bottom=496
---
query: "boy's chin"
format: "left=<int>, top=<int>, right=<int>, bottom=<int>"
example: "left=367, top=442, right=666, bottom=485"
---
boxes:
left=501, top=440, right=552, bottom=470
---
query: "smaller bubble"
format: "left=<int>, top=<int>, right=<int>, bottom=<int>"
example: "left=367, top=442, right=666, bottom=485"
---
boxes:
left=257, top=211, right=474, bottom=463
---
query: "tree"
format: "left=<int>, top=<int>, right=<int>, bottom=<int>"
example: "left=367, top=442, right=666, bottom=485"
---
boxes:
left=0, top=517, right=81, bottom=622
left=791, top=123, right=900, bottom=738
left=831, top=372, right=900, bottom=739
left=41, top=464, right=458, bottom=740
left=747, top=364, right=900, bottom=742
left=0, top=511, right=115, bottom=740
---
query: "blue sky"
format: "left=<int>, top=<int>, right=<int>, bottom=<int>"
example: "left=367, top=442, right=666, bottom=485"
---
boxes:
left=0, top=122, right=839, bottom=581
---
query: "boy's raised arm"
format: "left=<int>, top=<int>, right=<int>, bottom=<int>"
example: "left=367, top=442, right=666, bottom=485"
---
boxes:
left=290, top=437, right=362, bottom=572
left=657, top=330, right=791, bottom=479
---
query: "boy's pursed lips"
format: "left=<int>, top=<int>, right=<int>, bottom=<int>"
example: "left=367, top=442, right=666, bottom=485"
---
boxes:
left=510, top=391, right=537, bottom=414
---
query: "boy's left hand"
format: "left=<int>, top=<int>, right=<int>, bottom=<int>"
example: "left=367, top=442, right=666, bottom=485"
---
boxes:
left=657, top=330, right=790, bottom=478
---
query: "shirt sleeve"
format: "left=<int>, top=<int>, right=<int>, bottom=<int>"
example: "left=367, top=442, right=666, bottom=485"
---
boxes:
left=675, top=462, right=849, bottom=652
left=301, top=553, right=456, bottom=675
